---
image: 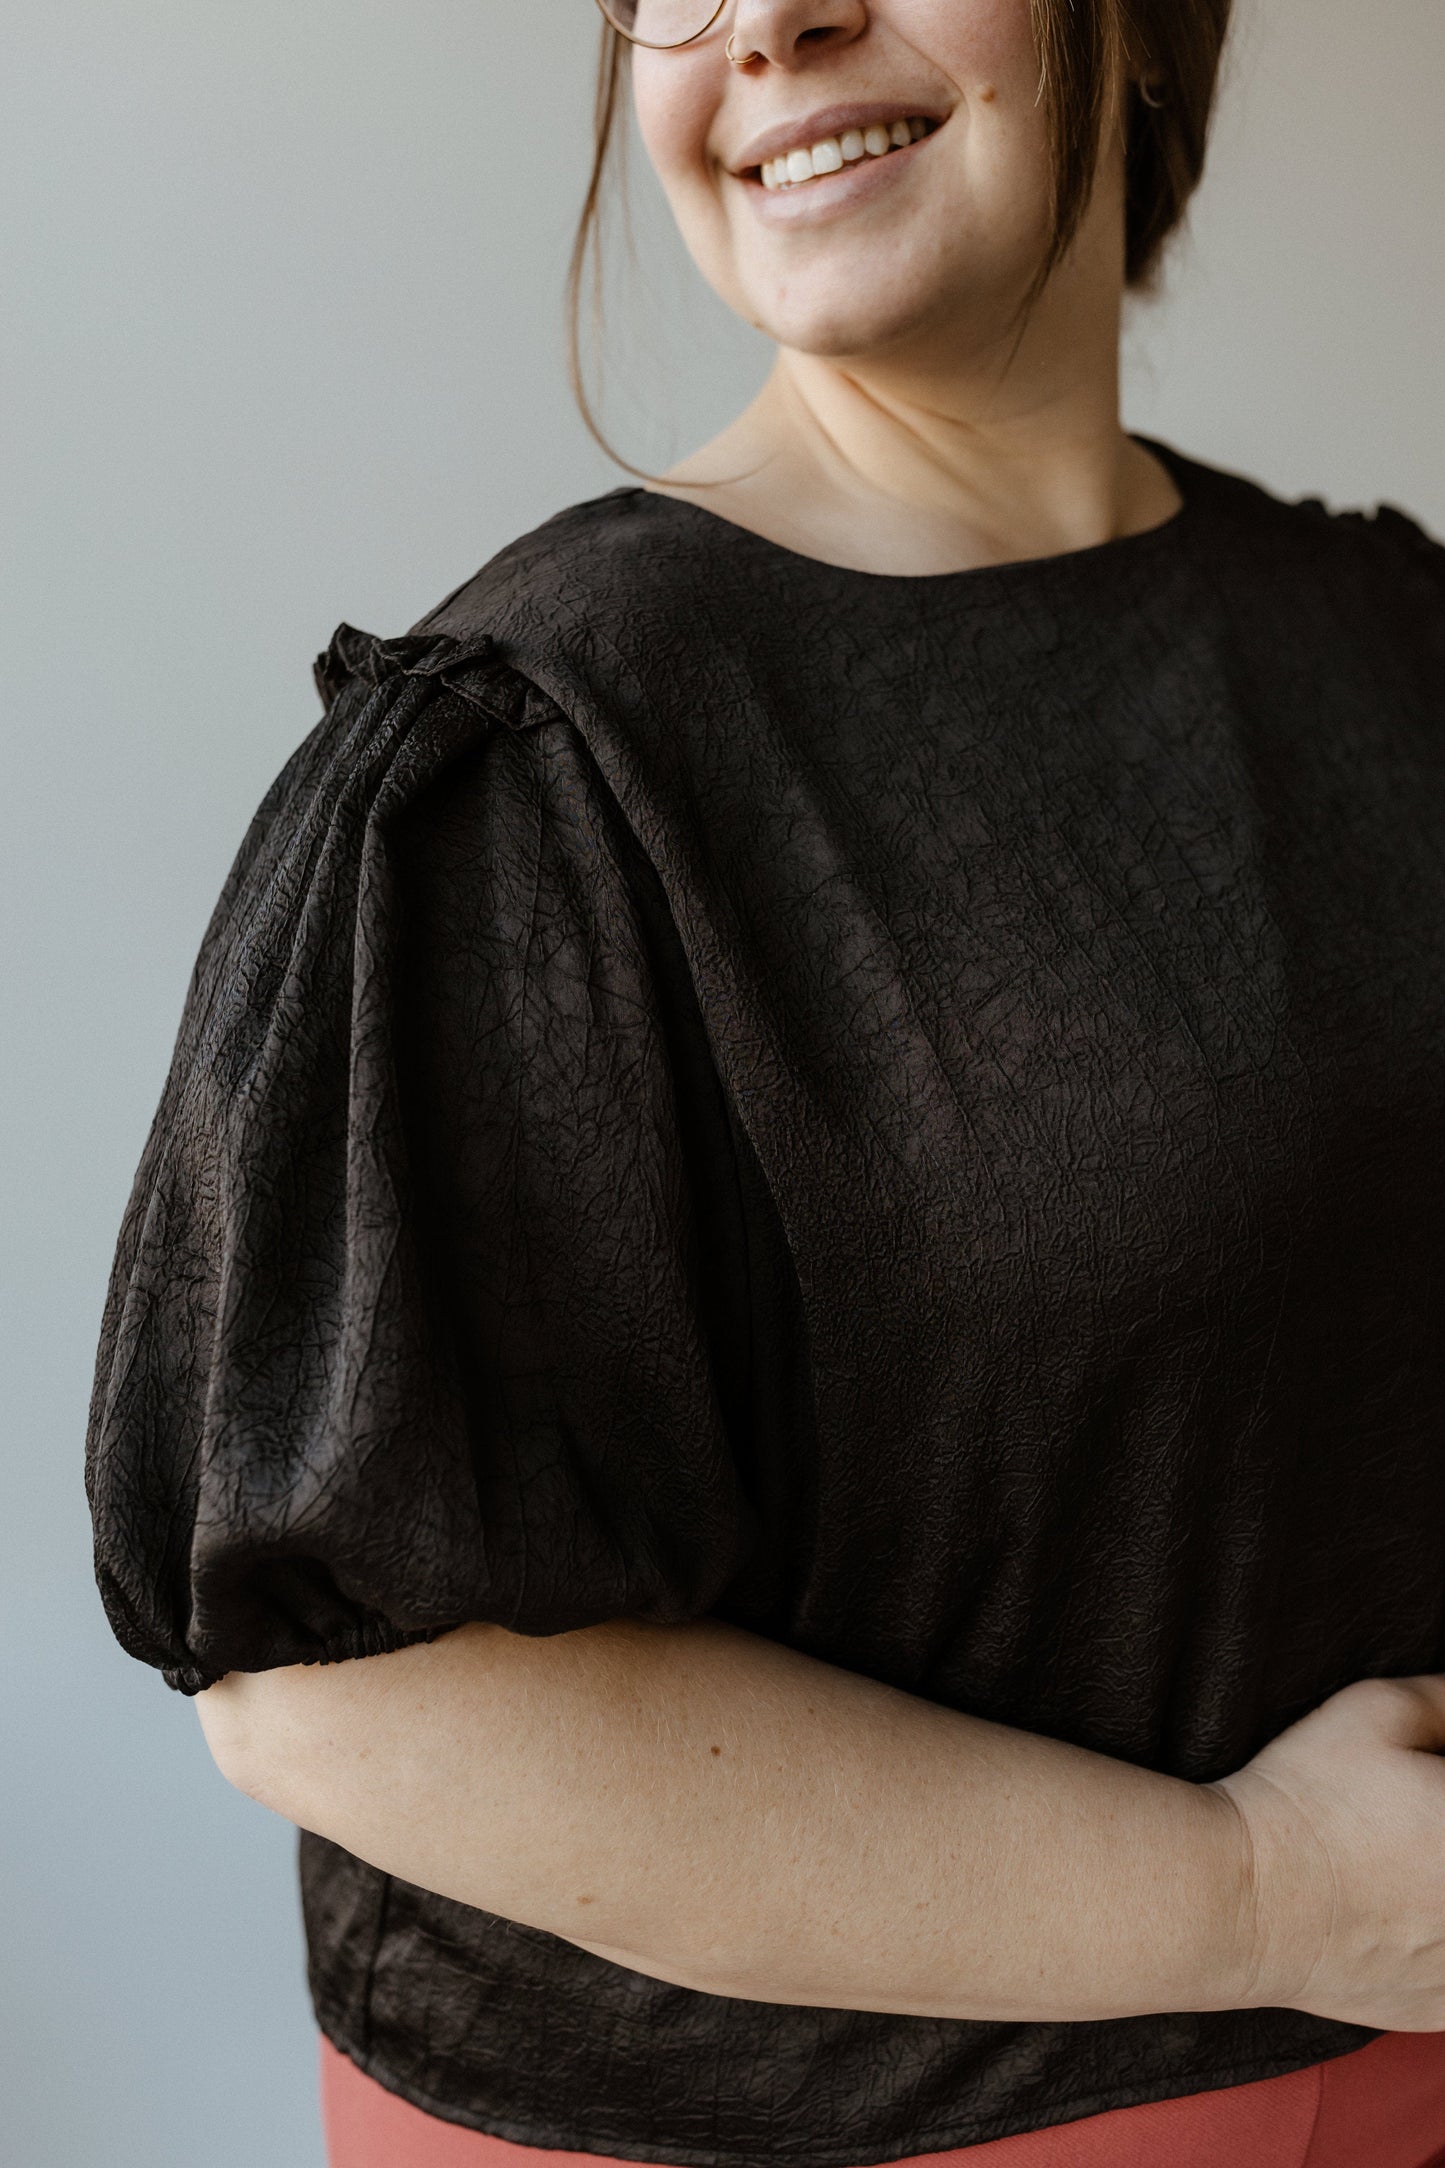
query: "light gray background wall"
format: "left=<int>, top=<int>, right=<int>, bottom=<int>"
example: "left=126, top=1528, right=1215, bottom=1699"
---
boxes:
left=3, top=3, right=1441, bottom=2163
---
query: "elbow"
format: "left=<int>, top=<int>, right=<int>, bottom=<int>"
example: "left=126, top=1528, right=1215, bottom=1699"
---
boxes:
left=193, top=1668, right=311, bottom=1815
left=194, top=1674, right=259, bottom=1793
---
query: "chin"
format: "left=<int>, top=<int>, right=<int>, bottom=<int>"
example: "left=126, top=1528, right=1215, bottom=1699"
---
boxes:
left=745, top=278, right=976, bottom=364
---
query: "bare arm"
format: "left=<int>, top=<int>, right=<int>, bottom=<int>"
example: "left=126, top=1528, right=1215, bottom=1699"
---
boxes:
left=196, top=1613, right=1275, bottom=2025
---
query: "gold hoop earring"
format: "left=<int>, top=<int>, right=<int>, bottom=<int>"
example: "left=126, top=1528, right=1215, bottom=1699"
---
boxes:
left=1138, top=76, right=1167, bottom=108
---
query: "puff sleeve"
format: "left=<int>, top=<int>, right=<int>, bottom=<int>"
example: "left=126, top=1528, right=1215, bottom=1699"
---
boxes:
left=85, top=625, right=759, bottom=1695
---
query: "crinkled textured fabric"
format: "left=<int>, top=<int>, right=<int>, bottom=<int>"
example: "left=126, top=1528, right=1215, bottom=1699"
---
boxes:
left=87, top=437, right=1445, bottom=2161
left=317, top=2024, right=1445, bottom=2166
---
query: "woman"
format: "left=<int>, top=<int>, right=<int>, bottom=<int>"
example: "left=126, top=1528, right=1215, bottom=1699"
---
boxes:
left=84, top=1, right=1445, bottom=2164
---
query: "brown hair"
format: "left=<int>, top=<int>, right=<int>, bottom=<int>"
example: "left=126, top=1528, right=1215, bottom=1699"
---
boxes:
left=566, top=0, right=1234, bottom=481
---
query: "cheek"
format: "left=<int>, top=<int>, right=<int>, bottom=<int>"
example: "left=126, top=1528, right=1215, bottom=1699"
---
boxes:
left=917, top=0, right=1053, bottom=234
left=915, top=0, right=1038, bottom=83
left=630, top=53, right=743, bottom=302
left=631, top=52, right=715, bottom=201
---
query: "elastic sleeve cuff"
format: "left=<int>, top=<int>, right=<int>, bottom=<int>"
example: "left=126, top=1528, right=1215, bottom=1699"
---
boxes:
left=161, top=1618, right=468, bottom=1697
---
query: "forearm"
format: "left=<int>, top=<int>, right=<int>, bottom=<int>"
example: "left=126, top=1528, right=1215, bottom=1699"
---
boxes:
left=197, top=1614, right=1260, bottom=2024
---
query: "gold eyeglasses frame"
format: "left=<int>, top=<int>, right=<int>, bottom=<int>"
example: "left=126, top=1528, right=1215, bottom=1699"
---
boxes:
left=591, top=0, right=731, bottom=52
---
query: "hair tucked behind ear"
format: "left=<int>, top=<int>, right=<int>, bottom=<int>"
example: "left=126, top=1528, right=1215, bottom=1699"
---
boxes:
left=567, top=0, right=1233, bottom=480
left=1030, top=0, right=1235, bottom=295
left=1119, top=0, right=1235, bottom=288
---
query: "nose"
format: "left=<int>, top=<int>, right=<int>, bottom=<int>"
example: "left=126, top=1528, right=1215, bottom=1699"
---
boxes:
left=724, top=0, right=869, bottom=68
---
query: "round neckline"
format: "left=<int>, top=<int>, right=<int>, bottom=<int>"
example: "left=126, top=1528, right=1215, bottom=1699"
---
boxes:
left=615, top=433, right=1201, bottom=591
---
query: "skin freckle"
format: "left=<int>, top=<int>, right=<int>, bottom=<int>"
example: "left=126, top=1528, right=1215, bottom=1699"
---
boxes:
left=577, top=1893, right=596, bottom=1905
left=711, top=1744, right=722, bottom=1755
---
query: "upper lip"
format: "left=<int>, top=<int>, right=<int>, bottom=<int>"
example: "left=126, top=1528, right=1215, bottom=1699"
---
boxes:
left=727, top=100, right=949, bottom=176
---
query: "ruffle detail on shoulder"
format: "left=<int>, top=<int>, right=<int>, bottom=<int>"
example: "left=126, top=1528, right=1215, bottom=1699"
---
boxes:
left=1307, top=497, right=1445, bottom=560
left=1368, top=500, right=1445, bottom=563
left=1355, top=502, right=1445, bottom=625
left=313, top=621, right=516, bottom=718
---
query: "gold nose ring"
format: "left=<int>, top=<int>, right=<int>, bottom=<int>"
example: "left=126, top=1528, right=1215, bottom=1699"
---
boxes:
left=725, top=31, right=755, bottom=64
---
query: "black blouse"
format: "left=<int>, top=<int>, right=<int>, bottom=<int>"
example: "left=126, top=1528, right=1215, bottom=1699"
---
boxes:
left=86, top=437, right=1445, bottom=2162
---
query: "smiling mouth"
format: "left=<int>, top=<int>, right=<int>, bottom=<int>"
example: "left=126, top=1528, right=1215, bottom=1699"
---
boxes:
left=745, top=116, right=941, bottom=192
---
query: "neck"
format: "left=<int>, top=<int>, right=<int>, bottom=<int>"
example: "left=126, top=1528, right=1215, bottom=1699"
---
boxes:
left=654, top=192, right=1182, bottom=578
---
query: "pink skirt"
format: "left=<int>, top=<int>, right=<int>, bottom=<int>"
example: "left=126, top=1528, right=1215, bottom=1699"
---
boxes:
left=320, top=2023, right=1445, bottom=2168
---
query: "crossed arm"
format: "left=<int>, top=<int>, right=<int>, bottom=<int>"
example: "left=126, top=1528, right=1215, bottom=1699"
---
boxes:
left=193, top=1610, right=1308, bottom=2024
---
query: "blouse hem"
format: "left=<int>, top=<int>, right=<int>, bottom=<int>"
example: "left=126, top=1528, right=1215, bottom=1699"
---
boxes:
left=311, top=2006, right=1385, bottom=2168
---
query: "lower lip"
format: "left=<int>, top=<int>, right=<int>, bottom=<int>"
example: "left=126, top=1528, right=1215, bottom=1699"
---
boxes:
left=736, top=126, right=941, bottom=227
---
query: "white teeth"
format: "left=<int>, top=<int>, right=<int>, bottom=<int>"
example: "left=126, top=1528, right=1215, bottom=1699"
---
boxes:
left=758, top=116, right=934, bottom=190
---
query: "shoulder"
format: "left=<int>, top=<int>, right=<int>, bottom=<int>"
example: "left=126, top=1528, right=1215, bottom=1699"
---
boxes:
left=405, top=485, right=729, bottom=669
left=200, top=487, right=721, bottom=977
left=1158, top=437, right=1445, bottom=598
left=298, top=487, right=753, bottom=823
left=1140, top=440, right=1445, bottom=686
left=297, top=488, right=725, bottom=836
left=298, top=495, right=670, bottom=811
